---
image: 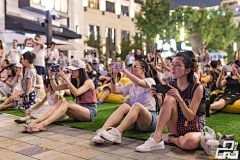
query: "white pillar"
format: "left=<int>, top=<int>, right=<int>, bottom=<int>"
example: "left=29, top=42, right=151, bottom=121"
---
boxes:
left=129, top=0, right=135, bottom=18
left=100, top=0, right=106, bottom=11
left=0, top=0, right=5, bottom=32
left=115, top=0, right=121, bottom=15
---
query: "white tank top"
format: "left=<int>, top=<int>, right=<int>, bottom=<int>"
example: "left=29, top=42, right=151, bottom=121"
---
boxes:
left=32, top=45, right=45, bottom=67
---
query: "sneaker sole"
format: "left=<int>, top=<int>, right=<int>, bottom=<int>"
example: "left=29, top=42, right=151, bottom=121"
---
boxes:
left=101, top=134, right=121, bottom=144
left=136, top=146, right=165, bottom=152
left=92, top=138, right=105, bottom=144
left=14, top=119, right=26, bottom=124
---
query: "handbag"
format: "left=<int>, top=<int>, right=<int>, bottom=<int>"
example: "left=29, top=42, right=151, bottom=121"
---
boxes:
left=177, top=117, right=200, bottom=136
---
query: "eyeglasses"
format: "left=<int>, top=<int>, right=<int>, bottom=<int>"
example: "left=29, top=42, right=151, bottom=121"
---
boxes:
left=170, top=63, right=185, bottom=68
left=130, top=65, right=142, bottom=70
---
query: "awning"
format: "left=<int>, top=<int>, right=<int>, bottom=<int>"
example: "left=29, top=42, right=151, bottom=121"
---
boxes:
left=0, top=32, right=31, bottom=44
left=5, top=15, right=81, bottom=40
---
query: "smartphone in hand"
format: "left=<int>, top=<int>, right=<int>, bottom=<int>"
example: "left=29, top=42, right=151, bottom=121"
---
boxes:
left=152, top=84, right=171, bottom=93
left=112, top=62, right=122, bottom=70
left=51, top=64, right=60, bottom=72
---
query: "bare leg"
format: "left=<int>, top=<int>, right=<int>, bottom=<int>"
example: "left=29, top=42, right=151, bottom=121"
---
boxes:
left=116, top=102, right=153, bottom=133
left=210, top=98, right=226, bottom=112
left=153, top=95, right=178, bottom=142
left=36, top=101, right=91, bottom=128
left=96, top=87, right=101, bottom=95
left=30, top=100, right=64, bottom=126
left=102, top=103, right=131, bottom=130
left=0, top=97, right=15, bottom=110
left=99, top=89, right=110, bottom=102
left=169, top=132, right=201, bottom=150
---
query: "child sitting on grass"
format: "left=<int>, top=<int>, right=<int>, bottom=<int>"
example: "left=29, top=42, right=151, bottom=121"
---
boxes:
left=15, top=78, right=67, bottom=124
left=96, top=72, right=123, bottom=104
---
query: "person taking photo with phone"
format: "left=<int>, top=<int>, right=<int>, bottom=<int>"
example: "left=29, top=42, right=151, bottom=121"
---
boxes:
left=93, top=60, right=162, bottom=144
left=208, top=60, right=240, bottom=114
left=136, top=51, right=205, bottom=152
left=22, top=59, right=97, bottom=133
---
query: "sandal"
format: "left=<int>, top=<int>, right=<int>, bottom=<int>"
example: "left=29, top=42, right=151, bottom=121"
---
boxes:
left=15, top=118, right=27, bottom=124
left=21, top=126, right=32, bottom=133
left=27, top=126, right=47, bottom=133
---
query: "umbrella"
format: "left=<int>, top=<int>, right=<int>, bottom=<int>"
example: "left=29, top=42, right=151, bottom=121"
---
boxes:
left=209, top=50, right=228, bottom=56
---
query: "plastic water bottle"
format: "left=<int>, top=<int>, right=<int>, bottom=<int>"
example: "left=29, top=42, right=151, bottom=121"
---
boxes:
left=14, top=99, right=19, bottom=110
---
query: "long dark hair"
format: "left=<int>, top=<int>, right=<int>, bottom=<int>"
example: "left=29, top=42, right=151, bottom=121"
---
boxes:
left=136, top=60, right=163, bottom=84
left=175, top=51, right=198, bottom=84
left=70, top=68, right=89, bottom=100
left=0, top=40, right=3, bottom=50
left=0, top=59, right=10, bottom=73
left=6, top=64, right=16, bottom=78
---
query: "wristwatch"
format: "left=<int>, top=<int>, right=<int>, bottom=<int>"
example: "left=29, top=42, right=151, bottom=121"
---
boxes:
left=25, top=94, right=29, bottom=97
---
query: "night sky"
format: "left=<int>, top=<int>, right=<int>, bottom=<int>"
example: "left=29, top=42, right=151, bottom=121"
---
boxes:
left=171, top=0, right=223, bottom=8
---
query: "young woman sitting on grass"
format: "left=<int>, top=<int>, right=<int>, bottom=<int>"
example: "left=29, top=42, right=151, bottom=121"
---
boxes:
left=23, top=59, right=97, bottom=133
left=136, top=51, right=205, bottom=152
left=0, top=64, right=18, bottom=97
left=15, top=78, right=65, bottom=124
left=208, top=60, right=240, bottom=114
left=93, top=60, right=162, bottom=144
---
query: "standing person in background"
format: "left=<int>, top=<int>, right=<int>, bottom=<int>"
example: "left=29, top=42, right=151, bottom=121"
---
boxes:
left=135, top=49, right=143, bottom=61
left=200, top=48, right=211, bottom=70
left=85, top=50, right=93, bottom=63
left=24, top=36, right=45, bottom=76
left=217, top=60, right=222, bottom=71
left=6, top=40, right=21, bottom=65
left=0, top=40, right=5, bottom=65
left=156, top=52, right=172, bottom=84
left=58, top=50, right=69, bottom=71
left=45, top=42, right=59, bottom=77
left=126, top=51, right=132, bottom=68
left=92, top=51, right=98, bottom=71
left=99, top=54, right=106, bottom=65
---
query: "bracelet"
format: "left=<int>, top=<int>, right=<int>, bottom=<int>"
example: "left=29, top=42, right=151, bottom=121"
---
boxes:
left=49, top=77, right=54, bottom=80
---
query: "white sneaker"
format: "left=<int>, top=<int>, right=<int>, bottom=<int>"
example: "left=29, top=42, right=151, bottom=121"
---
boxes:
left=136, top=137, right=165, bottom=152
left=92, top=128, right=106, bottom=144
left=101, top=127, right=122, bottom=143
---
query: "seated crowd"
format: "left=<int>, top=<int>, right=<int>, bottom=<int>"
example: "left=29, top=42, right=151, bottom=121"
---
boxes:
left=0, top=38, right=239, bottom=153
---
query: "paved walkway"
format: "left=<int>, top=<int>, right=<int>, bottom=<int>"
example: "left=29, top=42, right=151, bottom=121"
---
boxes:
left=0, top=113, right=209, bottom=160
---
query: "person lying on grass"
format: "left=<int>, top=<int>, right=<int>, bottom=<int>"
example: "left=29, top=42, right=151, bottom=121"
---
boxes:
left=136, top=51, right=205, bottom=152
left=93, top=60, right=163, bottom=144
left=95, top=72, right=123, bottom=105
left=208, top=60, right=240, bottom=114
left=22, top=59, right=97, bottom=133
left=15, top=78, right=67, bottom=124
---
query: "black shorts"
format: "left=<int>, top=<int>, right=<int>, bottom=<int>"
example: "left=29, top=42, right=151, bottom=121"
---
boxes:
left=35, top=66, right=45, bottom=75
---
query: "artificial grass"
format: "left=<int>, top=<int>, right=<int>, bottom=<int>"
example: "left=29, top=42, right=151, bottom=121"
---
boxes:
left=0, top=96, right=239, bottom=144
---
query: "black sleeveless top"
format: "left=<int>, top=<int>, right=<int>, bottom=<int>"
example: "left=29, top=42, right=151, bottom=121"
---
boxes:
left=169, top=81, right=205, bottom=119
left=226, top=76, right=240, bottom=92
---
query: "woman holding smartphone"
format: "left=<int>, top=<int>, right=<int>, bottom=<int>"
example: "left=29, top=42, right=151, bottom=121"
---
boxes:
left=93, top=60, right=162, bottom=144
left=136, top=51, right=205, bottom=152
left=208, top=60, right=240, bottom=114
left=23, top=59, right=97, bottom=133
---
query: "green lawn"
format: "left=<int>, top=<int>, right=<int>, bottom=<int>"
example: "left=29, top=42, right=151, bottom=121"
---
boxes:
left=0, top=96, right=239, bottom=144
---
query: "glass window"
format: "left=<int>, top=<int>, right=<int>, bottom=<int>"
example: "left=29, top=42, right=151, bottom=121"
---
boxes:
left=88, top=25, right=100, bottom=40
left=89, top=0, right=99, bottom=9
left=121, top=30, right=130, bottom=42
left=106, top=1, right=115, bottom=13
left=134, top=32, right=142, bottom=44
left=121, top=6, right=129, bottom=16
left=106, top=27, right=115, bottom=46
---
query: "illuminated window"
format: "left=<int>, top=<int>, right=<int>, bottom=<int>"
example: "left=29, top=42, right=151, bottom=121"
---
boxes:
left=33, top=0, right=68, bottom=13
left=106, top=27, right=115, bottom=46
left=88, top=25, right=100, bottom=40
left=121, top=6, right=129, bottom=16
left=88, top=0, right=99, bottom=9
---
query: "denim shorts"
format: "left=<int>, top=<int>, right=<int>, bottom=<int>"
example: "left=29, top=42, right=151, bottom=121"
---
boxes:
left=128, top=111, right=158, bottom=132
left=78, top=103, right=97, bottom=121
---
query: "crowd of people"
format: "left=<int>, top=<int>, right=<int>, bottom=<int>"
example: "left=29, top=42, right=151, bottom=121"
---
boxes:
left=0, top=36, right=239, bottom=153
